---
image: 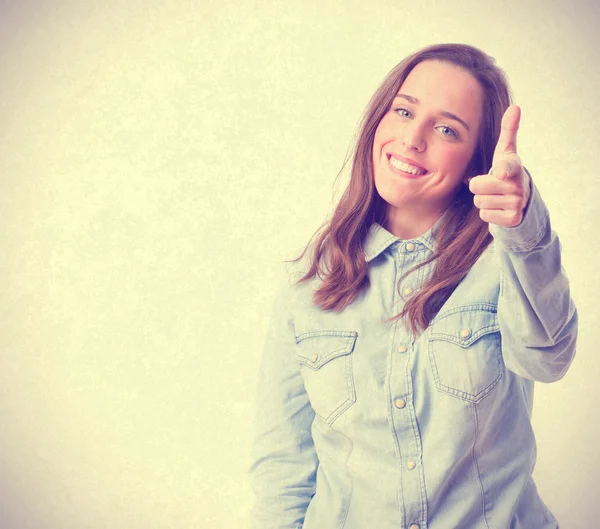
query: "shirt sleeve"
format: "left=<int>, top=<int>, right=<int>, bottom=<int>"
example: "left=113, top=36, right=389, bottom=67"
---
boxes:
left=488, top=174, right=578, bottom=382
left=248, top=263, right=318, bottom=529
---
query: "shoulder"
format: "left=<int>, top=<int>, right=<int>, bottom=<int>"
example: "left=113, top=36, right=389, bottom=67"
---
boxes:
left=276, top=247, right=316, bottom=287
left=434, top=239, right=500, bottom=316
left=268, top=249, right=320, bottom=306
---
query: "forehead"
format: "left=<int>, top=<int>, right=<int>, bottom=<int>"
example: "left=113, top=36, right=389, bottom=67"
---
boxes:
left=399, top=60, right=483, bottom=120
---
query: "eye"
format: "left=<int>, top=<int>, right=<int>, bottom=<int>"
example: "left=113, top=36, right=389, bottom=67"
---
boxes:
left=393, top=107, right=413, bottom=119
left=436, top=125, right=459, bottom=139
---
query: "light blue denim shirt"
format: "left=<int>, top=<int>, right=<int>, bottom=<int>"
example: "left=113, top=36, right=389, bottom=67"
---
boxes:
left=249, top=181, right=577, bottom=529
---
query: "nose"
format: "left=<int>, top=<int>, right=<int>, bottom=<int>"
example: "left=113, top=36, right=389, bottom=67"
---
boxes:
left=401, top=121, right=426, bottom=152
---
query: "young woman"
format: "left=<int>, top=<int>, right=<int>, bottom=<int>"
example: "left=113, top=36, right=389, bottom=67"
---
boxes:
left=249, top=43, right=577, bottom=529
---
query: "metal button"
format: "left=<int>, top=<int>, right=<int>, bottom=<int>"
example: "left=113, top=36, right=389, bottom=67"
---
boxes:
left=394, top=398, right=406, bottom=409
left=406, top=242, right=416, bottom=252
left=459, top=328, right=471, bottom=339
left=403, top=286, right=413, bottom=296
left=311, top=353, right=319, bottom=362
left=407, top=459, right=416, bottom=470
left=397, top=344, right=408, bottom=354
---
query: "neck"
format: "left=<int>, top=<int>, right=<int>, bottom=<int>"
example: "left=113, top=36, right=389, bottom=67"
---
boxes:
left=384, top=203, right=445, bottom=240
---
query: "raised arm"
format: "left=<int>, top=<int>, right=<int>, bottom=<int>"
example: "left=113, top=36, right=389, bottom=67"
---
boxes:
left=469, top=105, right=577, bottom=381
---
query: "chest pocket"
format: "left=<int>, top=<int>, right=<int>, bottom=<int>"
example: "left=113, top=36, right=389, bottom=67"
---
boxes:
left=428, top=306, right=504, bottom=403
left=295, top=330, right=358, bottom=425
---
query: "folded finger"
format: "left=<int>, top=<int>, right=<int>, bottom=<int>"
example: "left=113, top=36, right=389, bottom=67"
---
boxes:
left=469, top=174, right=515, bottom=195
left=479, top=208, right=523, bottom=228
left=473, top=194, right=523, bottom=211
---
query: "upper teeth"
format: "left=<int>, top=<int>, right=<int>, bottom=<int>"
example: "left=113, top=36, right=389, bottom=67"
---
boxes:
left=389, top=156, right=426, bottom=175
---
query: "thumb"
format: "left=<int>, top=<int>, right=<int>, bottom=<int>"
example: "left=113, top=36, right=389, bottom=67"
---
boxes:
left=494, top=104, right=521, bottom=158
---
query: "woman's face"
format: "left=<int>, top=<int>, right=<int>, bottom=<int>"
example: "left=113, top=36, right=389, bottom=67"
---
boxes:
left=372, top=59, right=484, bottom=224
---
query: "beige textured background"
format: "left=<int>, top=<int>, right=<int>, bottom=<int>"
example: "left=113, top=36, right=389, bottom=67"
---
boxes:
left=1, top=1, right=598, bottom=527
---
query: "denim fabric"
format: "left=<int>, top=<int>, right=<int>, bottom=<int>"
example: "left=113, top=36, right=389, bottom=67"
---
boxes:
left=249, top=181, right=577, bottom=529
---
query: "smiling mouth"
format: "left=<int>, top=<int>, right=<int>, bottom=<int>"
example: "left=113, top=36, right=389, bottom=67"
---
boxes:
left=387, top=154, right=428, bottom=177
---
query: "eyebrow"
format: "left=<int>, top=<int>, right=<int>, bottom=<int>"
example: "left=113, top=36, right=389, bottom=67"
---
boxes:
left=394, top=93, right=471, bottom=132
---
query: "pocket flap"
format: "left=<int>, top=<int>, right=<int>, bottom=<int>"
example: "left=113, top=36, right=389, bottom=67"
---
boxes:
left=295, top=330, right=358, bottom=370
left=430, top=306, right=499, bottom=347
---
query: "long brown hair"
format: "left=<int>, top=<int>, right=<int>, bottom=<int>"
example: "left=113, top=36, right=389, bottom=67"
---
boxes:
left=295, top=43, right=512, bottom=333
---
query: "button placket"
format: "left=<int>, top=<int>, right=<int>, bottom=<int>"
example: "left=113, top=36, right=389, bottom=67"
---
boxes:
left=389, top=247, right=428, bottom=528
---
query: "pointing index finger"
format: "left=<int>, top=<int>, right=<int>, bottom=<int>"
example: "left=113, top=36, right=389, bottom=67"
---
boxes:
left=495, top=104, right=521, bottom=157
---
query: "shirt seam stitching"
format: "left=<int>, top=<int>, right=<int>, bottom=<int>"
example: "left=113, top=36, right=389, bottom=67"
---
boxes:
left=472, top=403, right=491, bottom=529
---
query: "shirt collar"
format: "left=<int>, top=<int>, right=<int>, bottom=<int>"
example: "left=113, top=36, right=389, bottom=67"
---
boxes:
left=363, top=221, right=438, bottom=262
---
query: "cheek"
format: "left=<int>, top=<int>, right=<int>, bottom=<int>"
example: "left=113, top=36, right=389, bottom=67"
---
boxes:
left=436, top=147, right=474, bottom=175
left=372, top=128, right=388, bottom=169
left=373, top=117, right=394, bottom=150
left=372, top=127, right=384, bottom=156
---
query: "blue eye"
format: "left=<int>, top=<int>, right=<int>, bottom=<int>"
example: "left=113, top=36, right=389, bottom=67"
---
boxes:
left=437, top=125, right=458, bottom=139
left=394, top=107, right=412, bottom=118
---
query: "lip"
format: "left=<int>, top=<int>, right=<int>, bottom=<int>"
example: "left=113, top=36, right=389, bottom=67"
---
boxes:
left=386, top=152, right=429, bottom=178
